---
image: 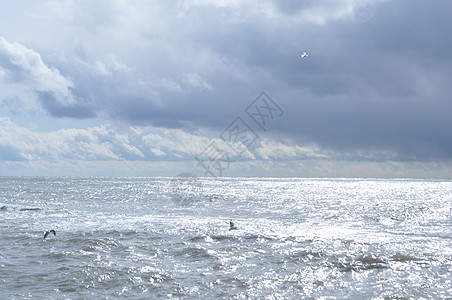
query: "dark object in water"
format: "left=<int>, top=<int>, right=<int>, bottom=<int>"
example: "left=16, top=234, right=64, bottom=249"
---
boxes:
left=229, top=221, right=238, bottom=231
left=0, top=205, right=7, bottom=211
left=20, top=208, right=41, bottom=211
left=43, top=229, right=56, bottom=240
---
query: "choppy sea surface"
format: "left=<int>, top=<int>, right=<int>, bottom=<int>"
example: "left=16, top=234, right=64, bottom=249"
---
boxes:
left=1, top=177, right=452, bottom=299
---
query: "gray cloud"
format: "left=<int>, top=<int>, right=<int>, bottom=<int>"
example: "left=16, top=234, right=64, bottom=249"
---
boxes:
left=273, top=0, right=452, bottom=162
left=0, top=0, right=451, bottom=176
left=37, top=91, right=95, bottom=119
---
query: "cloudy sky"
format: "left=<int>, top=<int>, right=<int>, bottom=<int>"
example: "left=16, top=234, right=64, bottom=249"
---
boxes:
left=1, top=0, right=451, bottom=177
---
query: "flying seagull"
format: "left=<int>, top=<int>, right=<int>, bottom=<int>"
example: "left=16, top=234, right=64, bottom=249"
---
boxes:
left=229, top=221, right=238, bottom=231
left=43, top=229, right=56, bottom=240
left=300, top=52, right=308, bottom=58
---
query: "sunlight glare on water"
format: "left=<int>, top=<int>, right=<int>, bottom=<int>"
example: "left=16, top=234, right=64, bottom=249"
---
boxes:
left=1, top=177, right=452, bottom=298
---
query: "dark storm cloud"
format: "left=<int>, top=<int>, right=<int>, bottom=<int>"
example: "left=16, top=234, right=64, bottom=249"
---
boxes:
left=261, top=0, right=452, bottom=162
left=272, top=0, right=313, bottom=15
left=64, top=0, right=451, bottom=162
left=1, top=0, right=451, bottom=166
left=37, top=92, right=96, bottom=119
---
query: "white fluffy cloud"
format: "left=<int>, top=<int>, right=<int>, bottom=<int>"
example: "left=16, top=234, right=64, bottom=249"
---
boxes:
left=0, top=117, right=217, bottom=163
left=0, top=118, right=117, bottom=161
left=0, top=116, right=333, bottom=164
left=0, top=36, right=94, bottom=118
left=0, top=36, right=75, bottom=105
left=75, top=54, right=130, bottom=78
left=1, top=116, right=452, bottom=177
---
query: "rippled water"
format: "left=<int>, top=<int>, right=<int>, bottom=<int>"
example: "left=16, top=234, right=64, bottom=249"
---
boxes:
left=1, top=177, right=452, bottom=299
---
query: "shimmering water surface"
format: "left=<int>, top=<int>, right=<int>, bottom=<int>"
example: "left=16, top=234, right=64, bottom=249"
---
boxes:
left=1, top=177, right=452, bottom=299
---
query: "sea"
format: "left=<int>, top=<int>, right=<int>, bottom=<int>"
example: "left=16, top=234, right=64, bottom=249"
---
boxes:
left=1, top=176, right=452, bottom=299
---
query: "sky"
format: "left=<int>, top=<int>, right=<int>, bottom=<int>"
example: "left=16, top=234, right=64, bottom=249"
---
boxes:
left=0, top=0, right=452, bottom=177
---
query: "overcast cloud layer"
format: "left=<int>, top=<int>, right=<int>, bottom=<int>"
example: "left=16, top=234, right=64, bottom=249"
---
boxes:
left=1, top=0, right=452, bottom=177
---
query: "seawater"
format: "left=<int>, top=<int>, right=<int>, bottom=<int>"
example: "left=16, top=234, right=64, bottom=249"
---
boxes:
left=1, top=177, right=452, bottom=299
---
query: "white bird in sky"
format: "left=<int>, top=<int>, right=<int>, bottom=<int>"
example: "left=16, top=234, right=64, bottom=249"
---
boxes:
left=300, top=52, right=308, bottom=58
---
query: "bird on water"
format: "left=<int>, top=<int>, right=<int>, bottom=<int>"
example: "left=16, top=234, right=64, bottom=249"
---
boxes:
left=229, top=221, right=238, bottom=231
left=43, top=229, right=56, bottom=240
